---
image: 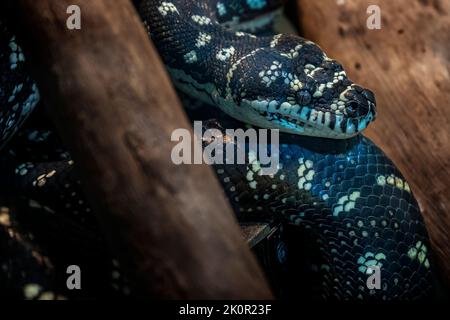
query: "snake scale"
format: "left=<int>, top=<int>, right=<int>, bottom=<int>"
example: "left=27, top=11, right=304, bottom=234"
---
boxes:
left=0, top=0, right=439, bottom=299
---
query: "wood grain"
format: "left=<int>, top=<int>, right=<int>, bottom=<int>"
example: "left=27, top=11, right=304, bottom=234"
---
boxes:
left=297, top=0, right=450, bottom=286
left=11, top=0, right=273, bottom=298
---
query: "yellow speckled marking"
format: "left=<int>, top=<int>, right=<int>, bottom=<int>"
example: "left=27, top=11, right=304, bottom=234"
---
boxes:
left=297, top=158, right=315, bottom=191
left=333, top=191, right=360, bottom=217
left=377, top=174, right=410, bottom=193
left=24, top=283, right=41, bottom=299
left=407, top=241, right=430, bottom=268
left=33, top=170, right=57, bottom=188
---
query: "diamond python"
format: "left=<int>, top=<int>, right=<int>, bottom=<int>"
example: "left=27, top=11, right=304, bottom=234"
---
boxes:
left=0, top=0, right=439, bottom=299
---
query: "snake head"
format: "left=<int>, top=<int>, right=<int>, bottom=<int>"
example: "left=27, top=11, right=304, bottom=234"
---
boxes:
left=232, top=34, right=376, bottom=139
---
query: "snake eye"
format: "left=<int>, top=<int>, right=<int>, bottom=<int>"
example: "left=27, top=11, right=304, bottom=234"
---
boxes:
left=296, top=90, right=312, bottom=105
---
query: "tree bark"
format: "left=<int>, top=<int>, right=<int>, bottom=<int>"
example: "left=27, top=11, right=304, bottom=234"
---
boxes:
left=11, top=0, right=273, bottom=299
left=297, top=0, right=450, bottom=287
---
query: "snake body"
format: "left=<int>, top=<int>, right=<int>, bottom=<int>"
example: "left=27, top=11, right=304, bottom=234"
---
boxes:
left=0, top=18, right=39, bottom=150
left=0, top=1, right=439, bottom=299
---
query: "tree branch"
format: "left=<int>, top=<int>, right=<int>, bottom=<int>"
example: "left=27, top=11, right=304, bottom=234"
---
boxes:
left=11, top=0, right=273, bottom=299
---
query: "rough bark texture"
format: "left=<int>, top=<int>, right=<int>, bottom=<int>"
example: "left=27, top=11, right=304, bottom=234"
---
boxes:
left=11, top=0, right=273, bottom=299
left=297, top=0, right=450, bottom=286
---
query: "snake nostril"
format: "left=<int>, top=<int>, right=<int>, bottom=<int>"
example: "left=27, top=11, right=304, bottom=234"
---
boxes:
left=296, top=89, right=312, bottom=106
left=346, top=101, right=359, bottom=117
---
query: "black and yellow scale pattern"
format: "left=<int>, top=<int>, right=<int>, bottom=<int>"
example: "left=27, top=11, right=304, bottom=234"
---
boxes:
left=0, top=0, right=439, bottom=299
left=140, top=0, right=376, bottom=139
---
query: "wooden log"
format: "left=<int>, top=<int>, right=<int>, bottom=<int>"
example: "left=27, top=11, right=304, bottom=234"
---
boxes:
left=241, top=223, right=273, bottom=249
left=10, top=0, right=273, bottom=298
left=297, top=0, right=450, bottom=286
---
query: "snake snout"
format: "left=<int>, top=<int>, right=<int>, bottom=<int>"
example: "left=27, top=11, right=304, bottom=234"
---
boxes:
left=345, top=86, right=376, bottom=118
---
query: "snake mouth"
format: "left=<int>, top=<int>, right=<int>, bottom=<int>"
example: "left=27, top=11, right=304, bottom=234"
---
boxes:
left=246, top=98, right=376, bottom=139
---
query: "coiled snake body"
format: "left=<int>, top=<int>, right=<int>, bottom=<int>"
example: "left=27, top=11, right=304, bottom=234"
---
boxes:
left=0, top=0, right=437, bottom=299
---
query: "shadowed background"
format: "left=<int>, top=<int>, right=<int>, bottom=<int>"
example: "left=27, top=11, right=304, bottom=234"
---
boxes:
left=295, top=0, right=450, bottom=287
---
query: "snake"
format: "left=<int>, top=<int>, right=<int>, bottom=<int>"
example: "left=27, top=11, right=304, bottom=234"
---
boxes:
left=0, top=0, right=441, bottom=299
